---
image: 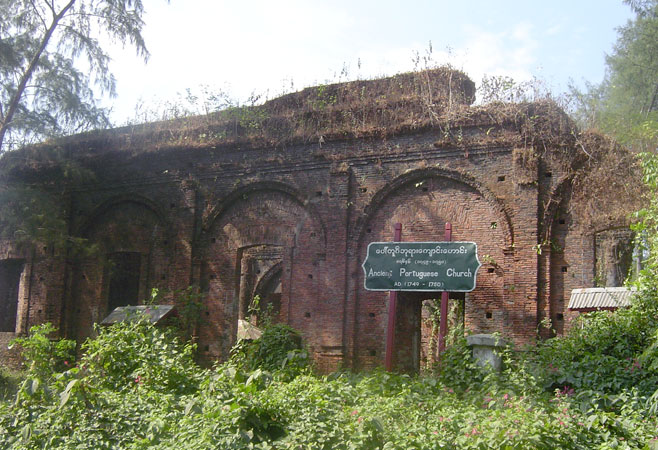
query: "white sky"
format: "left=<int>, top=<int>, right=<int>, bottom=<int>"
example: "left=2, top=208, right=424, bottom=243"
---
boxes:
left=103, top=0, right=635, bottom=125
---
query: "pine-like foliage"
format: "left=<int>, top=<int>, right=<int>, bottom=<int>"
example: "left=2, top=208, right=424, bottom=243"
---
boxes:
left=0, top=0, right=156, bottom=152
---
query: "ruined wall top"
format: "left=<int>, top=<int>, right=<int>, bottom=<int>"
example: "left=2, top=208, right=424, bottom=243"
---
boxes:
left=6, top=68, right=481, bottom=155
left=3, top=67, right=587, bottom=160
left=0, top=67, right=644, bottom=234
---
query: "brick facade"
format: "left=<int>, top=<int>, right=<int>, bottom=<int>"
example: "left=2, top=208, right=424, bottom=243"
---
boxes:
left=0, top=69, right=636, bottom=371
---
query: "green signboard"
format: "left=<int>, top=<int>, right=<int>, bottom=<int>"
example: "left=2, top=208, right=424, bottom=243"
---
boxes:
left=362, top=242, right=481, bottom=292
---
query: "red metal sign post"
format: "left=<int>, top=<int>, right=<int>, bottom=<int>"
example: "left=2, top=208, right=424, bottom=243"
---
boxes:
left=384, top=222, right=402, bottom=372
left=438, top=222, right=452, bottom=360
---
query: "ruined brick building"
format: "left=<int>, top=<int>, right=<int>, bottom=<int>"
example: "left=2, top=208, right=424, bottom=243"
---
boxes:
left=0, top=68, right=641, bottom=371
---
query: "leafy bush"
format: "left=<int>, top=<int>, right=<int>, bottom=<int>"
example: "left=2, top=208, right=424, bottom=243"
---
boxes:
left=148, top=286, right=205, bottom=343
left=436, top=334, right=487, bottom=394
left=531, top=291, right=658, bottom=397
left=9, top=323, right=75, bottom=380
left=230, top=323, right=309, bottom=379
left=79, top=317, right=200, bottom=394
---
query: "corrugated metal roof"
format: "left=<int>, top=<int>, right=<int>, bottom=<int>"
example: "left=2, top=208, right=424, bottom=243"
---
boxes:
left=568, top=287, right=637, bottom=311
left=101, top=305, right=175, bottom=325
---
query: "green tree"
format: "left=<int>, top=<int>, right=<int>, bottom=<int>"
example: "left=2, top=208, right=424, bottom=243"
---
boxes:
left=570, top=1, right=658, bottom=151
left=0, top=0, right=157, bottom=153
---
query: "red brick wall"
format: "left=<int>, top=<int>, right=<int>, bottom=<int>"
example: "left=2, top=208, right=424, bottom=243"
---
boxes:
left=1, top=127, right=614, bottom=372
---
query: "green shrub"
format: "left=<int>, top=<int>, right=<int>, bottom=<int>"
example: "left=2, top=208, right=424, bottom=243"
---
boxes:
left=230, top=323, right=309, bottom=379
left=148, top=286, right=205, bottom=343
left=9, top=323, right=75, bottom=380
left=436, top=334, right=487, bottom=394
left=79, top=317, right=200, bottom=394
left=531, top=289, right=658, bottom=398
left=2, top=320, right=658, bottom=449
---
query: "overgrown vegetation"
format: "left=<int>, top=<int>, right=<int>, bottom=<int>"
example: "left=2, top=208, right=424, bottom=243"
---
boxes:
left=8, top=323, right=75, bottom=380
left=32, top=66, right=477, bottom=153
left=229, top=323, right=310, bottom=383
left=0, top=366, right=22, bottom=402
left=2, top=297, right=658, bottom=449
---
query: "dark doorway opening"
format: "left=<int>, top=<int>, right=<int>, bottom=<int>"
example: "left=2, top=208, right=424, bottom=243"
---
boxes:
left=396, top=291, right=465, bottom=373
left=107, top=252, right=141, bottom=314
left=0, top=259, right=24, bottom=332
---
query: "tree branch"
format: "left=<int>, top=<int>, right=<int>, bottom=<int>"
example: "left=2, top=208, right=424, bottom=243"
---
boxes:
left=648, top=83, right=658, bottom=115
left=0, top=0, right=77, bottom=150
left=28, top=0, right=49, bottom=30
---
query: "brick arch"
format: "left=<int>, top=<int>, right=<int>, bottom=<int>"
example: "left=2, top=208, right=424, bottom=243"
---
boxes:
left=200, top=183, right=327, bottom=361
left=203, top=181, right=327, bottom=247
left=352, top=168, right=511, bottom=371
left=69, top=195, right=173, bottom=343
left=250, top=261, right=283, bottom=325
left=356, top=167, right=513, bottom=248
left=76, top=193, right=171, bottom=240
left=253, top=260, right=283, bottom=299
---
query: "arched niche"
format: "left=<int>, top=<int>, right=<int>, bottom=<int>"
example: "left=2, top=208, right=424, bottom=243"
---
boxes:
left=201, top=184, right=326, bottom=361
left=354, top=170, right=510, bottom=372
left=355, top=168, right=513, bottom=247
left=70, top=197, right=171, bottom=341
